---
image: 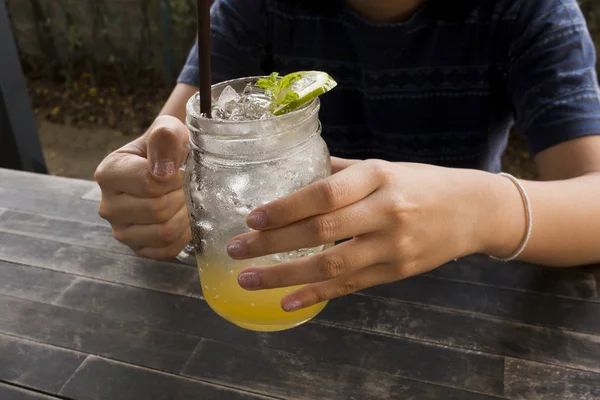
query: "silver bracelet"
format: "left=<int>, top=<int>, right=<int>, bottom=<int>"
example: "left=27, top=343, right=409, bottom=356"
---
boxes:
left=490, top=173, right=533, bottom=262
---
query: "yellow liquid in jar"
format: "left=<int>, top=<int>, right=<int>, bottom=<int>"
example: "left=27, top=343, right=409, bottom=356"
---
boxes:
left=198, top=256, right=327, bottom=332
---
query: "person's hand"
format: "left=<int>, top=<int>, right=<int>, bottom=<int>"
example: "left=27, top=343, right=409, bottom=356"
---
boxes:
left=94, top=116, right=192, bottom=260
left=228, top=159, right=500, bottom=311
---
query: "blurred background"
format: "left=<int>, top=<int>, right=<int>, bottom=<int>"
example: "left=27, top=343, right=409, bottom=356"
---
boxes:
left=4, top=0, right=600, bottom=180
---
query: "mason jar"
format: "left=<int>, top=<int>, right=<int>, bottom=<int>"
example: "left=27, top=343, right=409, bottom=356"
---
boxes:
left=182, top=77, right=331, bottom=332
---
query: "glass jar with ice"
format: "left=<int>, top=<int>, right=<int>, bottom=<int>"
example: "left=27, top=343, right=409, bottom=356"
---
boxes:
left=181, top=72, right=338, bottom=331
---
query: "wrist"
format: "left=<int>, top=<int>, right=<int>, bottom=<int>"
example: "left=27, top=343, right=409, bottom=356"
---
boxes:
left=475, top=172, right=527, bottom=258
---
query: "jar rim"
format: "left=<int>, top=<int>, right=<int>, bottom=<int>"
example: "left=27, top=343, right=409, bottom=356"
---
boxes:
left=186, top=76, right=319, bottom=128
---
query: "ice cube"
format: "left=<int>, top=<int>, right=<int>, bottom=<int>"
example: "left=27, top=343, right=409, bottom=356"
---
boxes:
left=242, top=83, right=262, bottom=95
left=243, top=94, right=272, bottom=119
left=216, top=86, right=241, bottom=118
left=228, top=94, right=272, bottom=121
left=229, top=102, right=247, bottom=121
left=213, top=85, right=274, bottom=121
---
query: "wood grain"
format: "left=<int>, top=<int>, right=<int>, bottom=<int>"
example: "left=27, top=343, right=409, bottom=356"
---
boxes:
left=183, top=338, right=502, bottom=400
left=55, top=278, right=505, bottom=396
left=0, top=333, right=86, bottom=394
left=0, top=186, right=104, bottom=225
left=318, top=293, right=600, bottom=373
left=0, top=260, right=77, bottom=303
left=0, top=169, right=94, bottom=194
left=0, top=294, right=201, bottom=374
left=364, top=275, right=600, bottom=335
left=504, top=358, right=600, bottom=399
left=427, top=256, right=598, bottom=301
left=0, top=383, right=61, bottom=400
left=59, top=356, right=276, bottom=400
left=0, top=209, right=131, bottom=256
left=0, top=231, right=200, bottom=298
left=4, top=169, right=600, bottom=400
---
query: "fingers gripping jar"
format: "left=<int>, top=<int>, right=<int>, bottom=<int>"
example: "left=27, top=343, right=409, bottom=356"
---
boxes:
left=183, top=77, right=331, bottom=332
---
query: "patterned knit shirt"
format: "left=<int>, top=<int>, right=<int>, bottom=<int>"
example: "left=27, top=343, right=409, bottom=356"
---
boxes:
left=178, top=0, right=600, bottom=172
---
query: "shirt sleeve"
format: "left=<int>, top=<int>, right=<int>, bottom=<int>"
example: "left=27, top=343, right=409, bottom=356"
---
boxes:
left=177, top=0, right=269, bottom=86
left=506, top=0, right=600, bottom=155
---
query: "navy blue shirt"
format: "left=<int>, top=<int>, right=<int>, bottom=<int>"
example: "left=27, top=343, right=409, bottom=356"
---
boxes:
left=178, top=0, right=600, bottom=172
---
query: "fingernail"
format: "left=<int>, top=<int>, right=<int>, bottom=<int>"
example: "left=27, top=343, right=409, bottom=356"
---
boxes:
left=227, top=240, right=247, bottom=258
left=247, top=211, right=267, bottom=230
left=238, top=272, right=261, bottom=289
left=153, top=161, right=176, bottom=178
left=282, top=299, right=303, bottom=312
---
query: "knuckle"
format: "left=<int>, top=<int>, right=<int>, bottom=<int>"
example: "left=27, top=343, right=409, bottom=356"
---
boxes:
left=148, top=197, right=170, bottom=221
left=392, top=260, right=415, bottom=279
left=150, top=120, right=177, bottom=139
left=389, top=200, right=406, bottom=221
left=366, top=159, right=393, bottom=183
left=311, top=216, right=338, bottom=241
left=257, top=231, right=276, bottom=251
left=317, top=179, right=348, bottom=209
left=111, top=228, right=127, bottom=244
left=316, top=254, right=345, bottom=279
left=305, top=288, right=327, bottom=306
left=387, top=194, right=413, bottom=222
left=141, top=174, right=163, bottom=197
left=390, top=236, right=417, bottom=263
left=97, top=201, right=111, bottom=220
left=336, top=280, right=358, bottom=296
left=94, top=165, right=106, bottom=185
left=391, top=237, right=408, bottom=255
left=157, top=222, right=179, bottom=244
left=94, top=154, right=119, bottom=187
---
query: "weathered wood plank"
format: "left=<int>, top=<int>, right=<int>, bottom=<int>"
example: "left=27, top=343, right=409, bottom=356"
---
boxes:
left=0, top=333, right=86, bottom=394
left=0, top=186, right=105, bottom=225
left=504, top=358, right=600, bottom=400
left=318, top=294, right=600, bottom=373
left=55, top=279, right=505, bottom=396
left=364, top=275, right=600, bottom=335
left=2, top=270, right=502, bottom=398
left=428, top=256, right=598, bottom=300
left=0, top=294, right=201, bottom=374
left=0, top=383, right=60, bottom=400
left=183, top=338, right=502, bottom=400
left=0, top=169, right=94, bottom=194
left=0, top=260, right=76, bottom=303
left=59, top=356, right=275, bottom=400
left=0, top=232, right=201, bottom=298
left=0, top=209, right=131, bottom=256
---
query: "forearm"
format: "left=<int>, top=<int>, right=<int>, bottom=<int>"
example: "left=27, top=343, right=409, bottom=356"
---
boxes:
left=483, top=171, right=600, bottom=267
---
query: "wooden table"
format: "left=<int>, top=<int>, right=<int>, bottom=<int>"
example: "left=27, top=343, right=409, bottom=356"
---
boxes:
left=1, top=168, right=600, bottom=400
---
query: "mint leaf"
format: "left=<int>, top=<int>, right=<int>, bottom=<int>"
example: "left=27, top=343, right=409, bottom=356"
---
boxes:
left=256, top=72, right=279, bottom=91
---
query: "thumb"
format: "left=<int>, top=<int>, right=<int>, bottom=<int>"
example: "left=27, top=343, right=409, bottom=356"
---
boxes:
left=145, top=115, right=190, bottom=181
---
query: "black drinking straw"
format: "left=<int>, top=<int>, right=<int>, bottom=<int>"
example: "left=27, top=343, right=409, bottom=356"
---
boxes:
left=197, top=0, right=212, bottom=118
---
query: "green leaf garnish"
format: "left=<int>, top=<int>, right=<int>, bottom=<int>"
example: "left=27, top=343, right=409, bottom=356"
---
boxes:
left=256, top=72, right=279, bottom=92
left=257, top=71, right=338, bottom=116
